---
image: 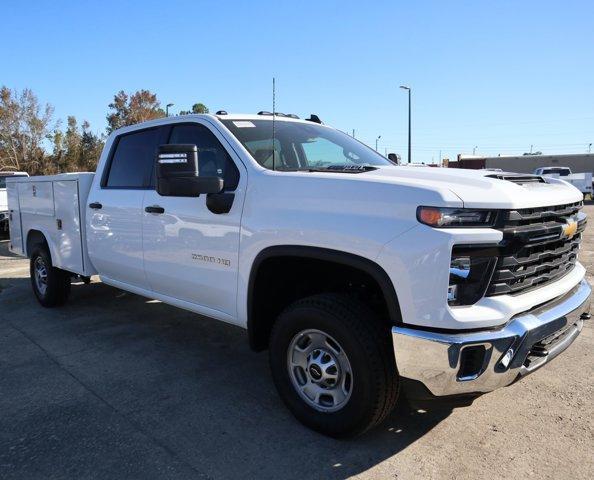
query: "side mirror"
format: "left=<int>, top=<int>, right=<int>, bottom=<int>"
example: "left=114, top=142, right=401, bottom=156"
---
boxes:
left=156, top=144, right=224, bottom=197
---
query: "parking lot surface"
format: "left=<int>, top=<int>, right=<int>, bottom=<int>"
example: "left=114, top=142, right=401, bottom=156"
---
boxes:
left=1, top=205, right=593, bottom=480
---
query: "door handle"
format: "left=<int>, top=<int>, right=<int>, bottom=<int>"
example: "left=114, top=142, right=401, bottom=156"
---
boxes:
left=89, top=202, right=102, bottom=210
left=145, top=205, right=165, bottom=214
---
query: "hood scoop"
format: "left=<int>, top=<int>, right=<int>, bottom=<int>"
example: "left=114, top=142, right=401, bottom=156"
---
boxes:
left=486, top=174, right=546, bottom=185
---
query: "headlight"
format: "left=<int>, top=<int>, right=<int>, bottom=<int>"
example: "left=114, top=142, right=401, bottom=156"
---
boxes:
left=417, top=206, right=496, bottom=228
left=448, top=248, right=497, bottom=306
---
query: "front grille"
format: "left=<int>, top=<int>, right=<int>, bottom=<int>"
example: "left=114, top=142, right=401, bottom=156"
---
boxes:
left=486, top=201, right=585, bottom=296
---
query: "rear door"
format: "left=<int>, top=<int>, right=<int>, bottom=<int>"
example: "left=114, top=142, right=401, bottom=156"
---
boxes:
left=87, top=126, right=167, bottom=289
left=142, top=121, right=245, bottom=318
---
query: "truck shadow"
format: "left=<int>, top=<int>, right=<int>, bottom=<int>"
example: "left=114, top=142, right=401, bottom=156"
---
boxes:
left=0, top=277, right=452, bottom=480
left=0, top=238, right=23, bottom=258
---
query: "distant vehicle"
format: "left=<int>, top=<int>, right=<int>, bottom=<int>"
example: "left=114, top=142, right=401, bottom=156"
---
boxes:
left=534, top=167, right=592, bottom=198
left=0, top=172, right=29, bottom=232
left=534, top=167, right=572, bottom=176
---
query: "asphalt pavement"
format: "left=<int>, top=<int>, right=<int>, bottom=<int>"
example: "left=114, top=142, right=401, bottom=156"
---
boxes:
left=1, top=205, right=593, bottom=480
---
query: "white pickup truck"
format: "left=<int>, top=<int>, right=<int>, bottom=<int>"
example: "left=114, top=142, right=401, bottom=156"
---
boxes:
left=6, top=113, right=591, bottom=437
left=1, top=172, right=28, bottom=232
left=533, top=166, right=593, bottom=198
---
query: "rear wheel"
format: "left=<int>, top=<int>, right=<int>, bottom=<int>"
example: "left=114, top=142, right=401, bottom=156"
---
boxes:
left=269, top=294, right=399, bottom=437
left=30, top=246, right=71, bottom=307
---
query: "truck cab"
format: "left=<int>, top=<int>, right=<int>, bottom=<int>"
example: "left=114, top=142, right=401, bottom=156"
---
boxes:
left=7, top=113, right=591, bottom=437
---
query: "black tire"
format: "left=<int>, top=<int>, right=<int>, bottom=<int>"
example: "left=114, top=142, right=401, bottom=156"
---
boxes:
left=269, top=294, right=399, bottom=438
left=29, top=245, right=71, bottom=307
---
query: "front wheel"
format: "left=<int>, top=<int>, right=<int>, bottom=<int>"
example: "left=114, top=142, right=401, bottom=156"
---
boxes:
left=30, top=246, right=71, bottom=307
left=269, top=294, right=399, bottom=437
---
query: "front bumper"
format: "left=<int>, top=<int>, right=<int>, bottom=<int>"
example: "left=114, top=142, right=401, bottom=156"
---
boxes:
left=392, top=279, right=591, bottom=397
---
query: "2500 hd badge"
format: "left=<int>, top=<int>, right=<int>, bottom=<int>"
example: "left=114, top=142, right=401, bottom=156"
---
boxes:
left=192, top=253, right=231, bottom=267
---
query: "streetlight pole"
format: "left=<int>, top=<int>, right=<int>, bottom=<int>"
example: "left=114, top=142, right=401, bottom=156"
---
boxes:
left=166, top=103, right=174, bottom=116
left=375, top=135, right=381, bottom=151
left=399, top=86, right=411, bottom=163
left=473, top=146, right=477, bottom=155
left=589, top=143, right=592, bottom=154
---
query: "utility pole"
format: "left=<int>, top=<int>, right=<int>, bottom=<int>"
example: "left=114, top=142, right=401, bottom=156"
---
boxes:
left=399, top=86, right=411, bottom=163
left=352, top=129, right=355, bottom=138
left=166, top=103, right=174, bottom=116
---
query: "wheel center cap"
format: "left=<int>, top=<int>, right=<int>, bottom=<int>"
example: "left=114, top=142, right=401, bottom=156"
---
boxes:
left=308, top=364, right=323, bottom=380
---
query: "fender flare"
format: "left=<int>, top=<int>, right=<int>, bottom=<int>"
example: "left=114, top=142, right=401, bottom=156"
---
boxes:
left=247, top=245, right=402, bottom=349
left=24, top=226, right=57, bottom=263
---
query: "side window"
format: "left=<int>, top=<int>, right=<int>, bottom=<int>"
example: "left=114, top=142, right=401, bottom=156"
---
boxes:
left=243, top=138, right=286, bottom=169
left=105, top=128, right=161, bottom=188
left=169, top=124, right=239, bottom=191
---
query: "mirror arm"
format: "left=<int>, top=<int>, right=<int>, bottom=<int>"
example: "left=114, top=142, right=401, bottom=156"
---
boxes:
left=206, top=192, right=235, bottom=214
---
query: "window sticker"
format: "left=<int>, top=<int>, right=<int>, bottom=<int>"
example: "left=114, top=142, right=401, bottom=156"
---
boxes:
left=233, top=121, right=256, bottom=128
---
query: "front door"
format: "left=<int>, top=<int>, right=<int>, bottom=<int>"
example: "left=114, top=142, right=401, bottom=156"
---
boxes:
left=142, top=122, right=245, bottom=320
left=87, top=126, right=166, bottom=289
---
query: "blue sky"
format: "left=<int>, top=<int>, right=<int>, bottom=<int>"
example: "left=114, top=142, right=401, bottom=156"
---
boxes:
left=3, top=0, right=594, bottom=163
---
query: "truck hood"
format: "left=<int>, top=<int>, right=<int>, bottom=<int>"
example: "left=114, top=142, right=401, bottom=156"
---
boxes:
left=363, top=166, right=583, bottom=209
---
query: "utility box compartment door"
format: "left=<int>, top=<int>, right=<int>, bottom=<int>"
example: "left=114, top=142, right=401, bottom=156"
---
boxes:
left=51, top=180, right=84, bottom=274
left=7, top=182, right=23, bottom=254
left=19, top=181, right=55, bottom=216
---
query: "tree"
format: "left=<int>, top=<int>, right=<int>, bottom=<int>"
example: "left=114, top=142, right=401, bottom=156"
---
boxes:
left=50, top=128, right=64, bottom=170
left=79, top=121, right=104, bottom=171
left=191, top=103, right=209, bottom=114
left=63, top=116, right=82, bottom=171
left=106, top=89, right=165, bottom=133
left=52, top=116, right=104, bottom=172
left=0, top=86, right=56, bottom=174
left=179, top=102, right=209, bottom=115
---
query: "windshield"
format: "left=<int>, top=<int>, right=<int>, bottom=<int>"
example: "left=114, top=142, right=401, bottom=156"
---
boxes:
left=221, top=119, right=393, bottom=170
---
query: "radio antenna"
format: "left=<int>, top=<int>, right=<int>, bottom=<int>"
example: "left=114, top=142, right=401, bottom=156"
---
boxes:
left=272, top=77, right=276, bottom=171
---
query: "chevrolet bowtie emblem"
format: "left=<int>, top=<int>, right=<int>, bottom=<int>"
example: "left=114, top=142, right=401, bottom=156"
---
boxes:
left=561, top=220, right=578, bottom=239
